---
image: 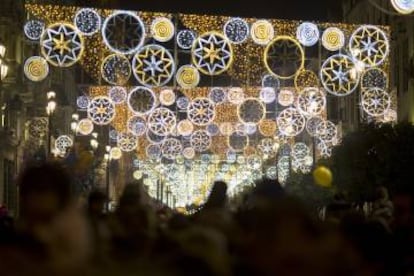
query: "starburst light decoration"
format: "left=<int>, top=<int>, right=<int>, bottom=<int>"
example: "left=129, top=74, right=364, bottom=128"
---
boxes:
left=361, top=87, right=391, bottom=117
left=277, top=107, right=306, bottom=137
left=190, top=130, right=211, bottom=152
left=187, top=97, right=216, bottom=126
left=161, top=138, right=183, bottom=160
left=296, top=87, right=326, bottom=117
left=147, top=107, right=177, bottom=136
left=87, top=96, right=116, bottom=125
left=55, top=135, right=73, bottom=153
left=117, top=132, right=138, bottom=152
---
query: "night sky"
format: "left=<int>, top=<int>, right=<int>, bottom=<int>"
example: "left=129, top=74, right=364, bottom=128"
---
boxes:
left=41, top=0, right=343, bottom=21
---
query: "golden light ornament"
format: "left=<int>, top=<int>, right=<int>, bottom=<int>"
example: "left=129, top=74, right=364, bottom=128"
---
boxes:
left=133, top=170, right=143, bottom=180
left=87, top=96, right=116, bottom=126
left=277, top=107, right=306, bottom=137
left=313, top=165, right=333, bottom=188
left=391, top=0, right=414, bottom=14
left=40, top=22, right=84, bottom=67
left=278, top=89, right=295, bottom=106
left=77, top=118, right=94, bottom=135
left=321, top=27, right=345, bottom=51
left=147, top=107, right=177, bottom=136
left=177, top=119, right=194, bottom=136
left=182, top=147, right=196, bottom=159
left=237, top=98, right=266, bottom=124
left=151, top=17, right=175, bottom=42
left=250, top=19, right=274, bottom=45
left=294, top=69, right=319, bottom=92
left=219, top=122, right=234, bottom=136
left=258, top=119, right=277, bottom=137
left=176, top=65, right=200, bottom=89
left=109, top=147, right=122, bottom=160
left=24, top=56, right=49, bottom=82
left=191, top=31, right=233, bottom=75
left=227, top=87, right=245, bottom=105
left=159, top=89, right=176, bottom=106
left=187, top=97, right=216, bottom=126
left=264, top=36, right=305, bottom=79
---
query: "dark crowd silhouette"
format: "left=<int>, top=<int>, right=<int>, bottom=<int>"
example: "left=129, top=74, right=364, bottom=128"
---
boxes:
left=1, top=162, right=414, bottom=275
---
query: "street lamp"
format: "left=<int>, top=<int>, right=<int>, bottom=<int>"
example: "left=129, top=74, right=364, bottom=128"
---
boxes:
left=46, top=91, right=57, bottom=156
left=105, top=145, right=112, bottom=212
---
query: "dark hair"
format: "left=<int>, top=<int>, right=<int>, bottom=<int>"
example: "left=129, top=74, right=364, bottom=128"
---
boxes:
left=204, top=181, right=227, bottom=209
left=19, top=162, right=72, bottom=209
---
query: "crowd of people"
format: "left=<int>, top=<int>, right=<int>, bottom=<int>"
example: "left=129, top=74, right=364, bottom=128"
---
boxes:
left=0, top=162, right=414, bottom=275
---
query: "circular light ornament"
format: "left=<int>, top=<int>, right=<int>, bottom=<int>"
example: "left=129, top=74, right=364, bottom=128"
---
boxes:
left=87, top=96, right=116, bottom=125
left=127, top=86, right=157, bottom=115
left=247, top=155, right=262, bottom=171
left=101, top=54, right=131, bottom=85
left=266, top=166, right=278, bottom=180
left=322, top=27, right=345, bottom=51
left=74, top=8, right=101, bottom=36
left=296, top=22, right=319, bottom=47
left=391, top=0, right=414, bottom=14
left=277, top=107, right=306, bottom=137
left=176, top=29, right=197, bottom=49
left=77, top=96, right=90, bottom=109
left=182, top=147, right=196, bottom=159
left=316, top=120, right=337, bottom=143
left=219, top=122, right=234, bottom=136
left=292, top=142, right=309, bottom=160
left=206, top=123, right=220, bottom=136
left=161, top=138, right=183, bottom=160
left=258, top=138, right=279, bottom=157
left=361, top=87, right=391, bottom=117
left=24, top=20, right=45, bottom=40
left=294, top=69, right=320, bottom=92
left=132, top=44, right=175, bottom=87
left=55, top=135, right=73, bottom=153
left=77, top=118, right=94, bottom=135
left=40, top=22, right=84, bottom=67
left=250, top=20, right=274, bottom=45
left=127, top=115, right=147, bottom=136
left=306, top=116, right=324, bottom=137
left=191, top=130, right=211, bottom=152
left=228, top=131, right=249, bottom=152
left=24, top=56, right=49, bottom=82
left=296, top=87, right=326, bottom=117
left=320, top=54, right=360, bottom=96
left=187, top=97, right=216, bottom=126
left=109, top=129, right=119, bottom=140
left=109, top=147, right=122, bottom=160
left=109, top=86, right=127, bottom=104
left=258, top=119, right=277, bottom=137
left=237, top=98, right=266, bottom=124
left=146, top=144, right=162, bottom=159
left=209, top=87, right=227, bottom=103
left=133, top=170, right=143, bottom=180
left=264, top=36, right=305, bottom=79
left=159, top=89, right=176, bottom=106
left=147, top=107, right=177, bottom=136
left=176, top=65, right=200, bottom=89
left=259, top=87, right=276, bottom=104
left=176, top=96, right=190, bottom=110
left=102, top=11, right=145, bottom=55
left=151, top=17, right=175, bottom=42
left=262, top=74, right=280, bottom=89
left=227, top=87, right=245, bottom=105
left=383, top=109, right=398, bottom=122
left=278, top=89, right=295, bottom=106
left=223, top=17, right=249, bottom=44
left=117, top=132, right=138, bottom=152
left=349, top=25, right=389, bottom=68
left=192, top=31, right=233, bottom=75
left=361, top=68, right=388, bottom=90
left=177, top=119, right=194, bottom=136
left=28, top=118, right=48, bottom=139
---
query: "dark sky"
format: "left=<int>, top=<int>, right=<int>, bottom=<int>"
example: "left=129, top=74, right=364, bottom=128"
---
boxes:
left=42, top=0, right=343, bottom=21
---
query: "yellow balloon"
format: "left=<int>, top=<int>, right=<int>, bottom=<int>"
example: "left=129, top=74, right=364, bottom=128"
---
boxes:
left=313, top=166, right=333, bottom=188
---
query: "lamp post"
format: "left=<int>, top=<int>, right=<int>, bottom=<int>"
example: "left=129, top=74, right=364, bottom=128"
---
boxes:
left=46, top=91, right=57, bottom=157
left=104, top=145, right=112, bottom=212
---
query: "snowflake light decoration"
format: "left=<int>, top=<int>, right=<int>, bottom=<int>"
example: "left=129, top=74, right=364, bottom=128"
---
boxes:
left=132, top=44, right=175, bottom=87
left=77, top=95, right=90, bottom=110
left=190, top=130, right=211, bottom=152
left=292, top=142, right=309, bottom=160
left=109, top=86, right=127, bottom=104
left=306, top=116, right=324, bottom=137
left=258, top=138, right=278, bottom=157
left=55, top=135, right=73, bottom=153
left=28, top=117, right=48, bottom=138
left=40, top=23, right=84, bottom=67
left=187, top=97, right=216, bottom=126
left=161, top=138, right=183, bottom=160
left=316, top=120, right=337, bottom=143
left=296, top=87, right=326, bottom=117
left=361, top=87, right=391, bottom=117
left=74, top=8, right=101, bottom=36
left=87, top=96, right=116, bottom=125
left=147, top=107, right=177, bottom=136
left=127, top=86, right=157, bottom=115
left=296, top=22, right=319, bottom=47
left=322, top=27, right=345, bottom=51
left=276, top=107, right=306, bottom=137
left=146, top=144, right=162, bottom=159
left=24, top=20, right=45, bottom=40
left=192, top=31, right=233, bottom=75
left=127, top=115, right=147, bottom=136
left=176, top=29, right=197, bottom=49
left=223, top=17, right=249, bottom=44
left=117, top=132, right=138, bottom=152
left=101, top=54, right=131, bottom=85
left=266, top=166, right=278, bottom=180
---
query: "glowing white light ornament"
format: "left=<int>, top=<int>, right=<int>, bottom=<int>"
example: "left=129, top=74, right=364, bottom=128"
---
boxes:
left=262, top=74, right=280, bottom=89
left=278, top=89, right=295, bottom=106
left=176, top=29, right=197, bottom=49
left=190, top=130, right=211, bottom=152
left=277, top=107, right=306, bottom=137
left=102, top=11, right=145, bottom=55
left=148, top=107, right=177, bottom=136
left=223, top=17, right=249, bottom=44
left=177, top=119, right=194, bottom=136
left=77, top=118, right=94, bottom=135
left=206, top=123, right=220, bottom=136
left=306, top=116, right=324, bottom=137
left=322, top=27, right=345, bottom=51
left=87, top=96, right=116, bottom=125
left=237, top=98, right=266, bottom=124
left=292, top=142, right=309, bottom=160
left=55, top=135, right=73, bottom=153
left=296, top=87, right=326, bottom=117
left=176, top=96, right=189, bottom=110
left=146, top=144, right=162, bottom=159
left=127, top=86, right=157, bottom=115
left=161, top=138, right=183, bottom=160
left=109, top=86, right=127, bottom=104
left=247, top=155, right=262, bottom=171
left=349, top=25, right=389, bottom=68
left=277, top=156, right=290, bottom=186
left=182, top=147, right=196, bottom=159
left=24, top=20, right=45, bottom=40
left=244, top=123, right=257, bottom=135
left=258, top=138, right=279, bottom=157
left=109, top=147, right=122, bottom=160
left=159, top=89, right=176, bottom=106
left=151, top=17, right=175, bottom=42
left=251, top=20, right=274, bottom=45
left=187, top=97, right=216, bottom=126
left=101, top=54, right=131, bottom=85
left=117, top=132, right=138, bottom=152
left=109, top=129, right=118, bottom=140
left=259, top=87, right=276, bottom=104
left=133, top=170, right=143, bottom=180
left=74, top=8, right=101, bottom=36
left=391, top=0, right=414, bottom=14
left=127, top=115, right=147, bottom=136
left=316, top=120, right=337, bottom=143
left=227, top=87, right=245, bottom=105
left=266, top=166, right=278, bottom=180
left=296, top=22, right=319, bottom=47
left=77, top=96, right=90, bottom=109
left=361, top=87, right=391, bottom=117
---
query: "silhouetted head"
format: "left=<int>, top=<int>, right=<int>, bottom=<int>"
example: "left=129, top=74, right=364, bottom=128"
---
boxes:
left=19, top=162, right=72, bottom=225
left=204, top=181, right=228, bottom=210
left=88, top=189, right=107, bottom=215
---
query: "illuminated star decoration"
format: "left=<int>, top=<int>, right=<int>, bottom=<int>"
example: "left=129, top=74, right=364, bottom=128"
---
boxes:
left=132, top=44, right=175, bottom=87
left=87, top=96, right=116, bottom=125
left=41, top=23, right=84, bottom=67
left=361, top=87, right=391, bottom=117
left=192, top=32, right=233, bottom=75
left=320, top=54, right=359, bottom=96
left=349, top=25, right=389, bottom=67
